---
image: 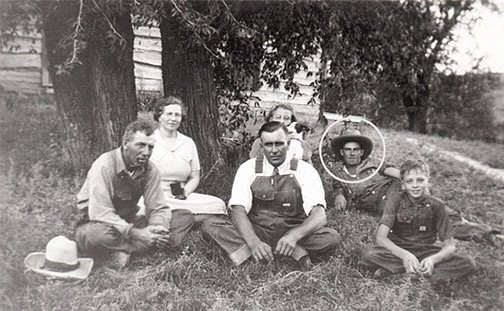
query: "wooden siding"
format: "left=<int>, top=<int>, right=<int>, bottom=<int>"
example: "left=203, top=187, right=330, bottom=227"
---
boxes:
left=0, top=24, right=321, bottom=119
left=0, top=28, right=44, bottom=95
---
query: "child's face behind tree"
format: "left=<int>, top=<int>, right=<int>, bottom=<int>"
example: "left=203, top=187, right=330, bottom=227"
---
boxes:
left=402, top=168, right=429, bottom=202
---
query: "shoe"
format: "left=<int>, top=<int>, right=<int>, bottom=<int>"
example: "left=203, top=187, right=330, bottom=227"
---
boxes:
left=373, top=268, right=392, bottom=279
left=112, top=251, right=130, bottom=269
left=298, top=255, right=313, bottom=271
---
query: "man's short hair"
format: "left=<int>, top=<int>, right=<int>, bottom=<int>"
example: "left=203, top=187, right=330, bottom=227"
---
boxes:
left=400, top=158, right=430, bottom=180
left=122, top=120, right=155, bottom=144
left=258, top=121, right=289, bottom=139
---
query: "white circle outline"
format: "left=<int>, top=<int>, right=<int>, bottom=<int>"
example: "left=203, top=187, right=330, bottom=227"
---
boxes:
left=318, top=117, right=386, bottom=184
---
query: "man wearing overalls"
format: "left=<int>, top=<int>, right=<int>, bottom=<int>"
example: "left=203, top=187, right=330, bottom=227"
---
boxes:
left=201, top=121, right=341, bottom=269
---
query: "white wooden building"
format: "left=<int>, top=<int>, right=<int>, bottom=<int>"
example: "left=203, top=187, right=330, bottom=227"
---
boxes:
left=0, top=25, right=320, bottom=116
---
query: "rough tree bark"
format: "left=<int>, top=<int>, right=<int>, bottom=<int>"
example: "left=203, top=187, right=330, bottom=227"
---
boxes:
left=40, top=2, right=137, bottom=174
left=159, top=16, right=223, bottom=175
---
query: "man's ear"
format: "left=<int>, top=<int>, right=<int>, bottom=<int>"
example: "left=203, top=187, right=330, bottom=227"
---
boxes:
left=340, top=149, right=344, bottom=157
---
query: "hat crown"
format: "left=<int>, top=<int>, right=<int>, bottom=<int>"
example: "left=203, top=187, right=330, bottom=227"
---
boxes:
left=340, top=128, right=363, bottom=137
left=45, top=236, right=79, bottom=265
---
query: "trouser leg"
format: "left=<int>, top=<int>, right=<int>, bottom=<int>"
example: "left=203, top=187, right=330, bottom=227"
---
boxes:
left=168, top=209, right=195, bottom=247
left=75, top=221, right=147, bottom=256
left=445, top=206, right=499, bottom=241
left=294, top=227, right=341, bottom=260
left=201, top=216, right=254, bottom=266
left=201, top=215, right=277, bottom=266
left=362, top=243, right=476, bottom=281
left=361, top=244, right=405, bottom=274
left=410, top=244, right=476, bottom=282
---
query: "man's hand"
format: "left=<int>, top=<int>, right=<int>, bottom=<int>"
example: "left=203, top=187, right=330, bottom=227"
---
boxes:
left=148, top=225, right=171, bottom=248
left=334, top=194, right=347, bottom=211
left=250, top=240, right=274, bottom=262
left=130, top=226, right=170, bottom=248
left=401, top=252, right=420, bottom=274
left=274, top=233, right=299, bottom=257
left=418, top=256, right=435, bottom=276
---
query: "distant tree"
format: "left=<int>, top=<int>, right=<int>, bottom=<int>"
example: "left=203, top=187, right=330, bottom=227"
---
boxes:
left=320, top=0, right=479, bottom=133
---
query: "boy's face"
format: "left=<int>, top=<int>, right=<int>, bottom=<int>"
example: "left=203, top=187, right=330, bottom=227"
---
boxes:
left=402, top=168, right=429, bottom=201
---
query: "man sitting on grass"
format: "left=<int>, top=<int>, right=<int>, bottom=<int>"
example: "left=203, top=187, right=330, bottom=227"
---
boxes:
left=201, top=121, right=341, bottom=270
left=330, top=127, right=501, bottom=242
left=75, top=120, right=194, bottom=268
left=361, top=159, right=476, bottom=282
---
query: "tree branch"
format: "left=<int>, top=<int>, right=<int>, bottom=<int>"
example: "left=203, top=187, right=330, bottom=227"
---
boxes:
left=91, top=0, right=125, bottom=41
left=68, top=0, right=84, bottom=65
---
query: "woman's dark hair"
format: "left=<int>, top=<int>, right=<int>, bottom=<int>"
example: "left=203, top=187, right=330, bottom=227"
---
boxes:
left=153, top=96, right=186, bottom=121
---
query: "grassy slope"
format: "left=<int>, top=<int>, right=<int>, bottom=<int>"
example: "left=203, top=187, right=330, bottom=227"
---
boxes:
left=0, top=98, right=503, bottom=311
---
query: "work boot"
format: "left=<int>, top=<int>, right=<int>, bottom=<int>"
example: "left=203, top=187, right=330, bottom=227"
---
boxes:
left=112, top=251, right=130, bottom=269
left=298, top=255, right=313, bottom=271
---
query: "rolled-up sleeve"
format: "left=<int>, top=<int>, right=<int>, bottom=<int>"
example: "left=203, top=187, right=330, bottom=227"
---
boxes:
left=379, top=191, right=400, bottom=228
left=298, top=162, right=326, bottom=215
left=228, top=160, right=255, bottom=213
left=144, top=165, right=171, bottom=228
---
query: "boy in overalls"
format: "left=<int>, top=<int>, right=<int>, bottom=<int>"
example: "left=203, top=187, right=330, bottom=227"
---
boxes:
left=202, top=122, right=340, bottom=269
left=361, top=159, right=476, bottom=282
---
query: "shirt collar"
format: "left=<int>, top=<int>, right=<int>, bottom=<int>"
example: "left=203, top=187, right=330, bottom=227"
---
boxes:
left=401, top=192, right=432, bottom=208
left=154, top=129, right=187, bottom=151
left=115, top=147, right=145, bottom=178
left=263, top=155, right=292, bottom=175
left=335, top=157, right=372, bottom=175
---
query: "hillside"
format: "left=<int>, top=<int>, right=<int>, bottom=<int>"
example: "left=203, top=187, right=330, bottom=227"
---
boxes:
left=0, top=97, right=503, bottom=311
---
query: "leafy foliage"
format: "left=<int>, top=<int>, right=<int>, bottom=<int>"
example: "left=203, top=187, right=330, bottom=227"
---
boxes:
left=428, top=72, right=500, bottom=142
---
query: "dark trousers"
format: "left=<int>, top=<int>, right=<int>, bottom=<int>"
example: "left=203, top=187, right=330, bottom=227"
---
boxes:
left=361, top=242, right=476, bottom=282
left=75, top=209, right=194, bottom=256
left=201, top=214, right=341, bottom=266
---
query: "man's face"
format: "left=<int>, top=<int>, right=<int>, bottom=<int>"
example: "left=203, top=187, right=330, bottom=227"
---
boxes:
left=122, top=131, right=155, bottom=169
left=402, top=168, right=429, bottom=201
left=340, top=142, right=364, bottom=167
left=260, top=128, right=289, bottom=167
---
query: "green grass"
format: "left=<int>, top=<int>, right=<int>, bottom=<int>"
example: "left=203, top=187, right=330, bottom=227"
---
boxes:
left=1, top=95, right=503, bottom=310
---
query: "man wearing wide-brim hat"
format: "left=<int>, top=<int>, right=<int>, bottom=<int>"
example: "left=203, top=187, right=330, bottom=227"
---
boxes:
left=329, top=128, right=400, bottom=213
left=329, top=127, right=501, bottom=243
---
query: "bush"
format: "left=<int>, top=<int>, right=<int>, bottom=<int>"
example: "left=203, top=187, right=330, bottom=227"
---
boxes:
left=428, top=72, right=500, bottom=143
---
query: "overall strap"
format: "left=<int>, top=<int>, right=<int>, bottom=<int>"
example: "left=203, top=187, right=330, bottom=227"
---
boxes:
left=255, top=156, right=264, bottom=174
left=255, top=156, right=298, bottom=173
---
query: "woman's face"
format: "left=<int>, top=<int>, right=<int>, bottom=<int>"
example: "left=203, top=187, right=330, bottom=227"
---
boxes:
left=270, top=108, right=293, bottom=126
left=159, top=104, right=183, bottom=131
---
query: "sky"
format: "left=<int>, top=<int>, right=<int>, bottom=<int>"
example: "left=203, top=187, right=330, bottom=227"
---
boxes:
left=448, top=1, right=504, bottom=73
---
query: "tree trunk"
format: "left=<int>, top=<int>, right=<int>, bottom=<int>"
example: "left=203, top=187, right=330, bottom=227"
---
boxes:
left=403, top=91, right=428, bottom=133
left=40, top=2, right=137, bottom=174
left=159, top=17, right=223, bottom=175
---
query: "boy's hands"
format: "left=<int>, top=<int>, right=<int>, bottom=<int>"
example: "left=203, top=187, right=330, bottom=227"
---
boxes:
left=418, top=257, right=435, bottom=276
left=401, top=252, right=420, bottom=273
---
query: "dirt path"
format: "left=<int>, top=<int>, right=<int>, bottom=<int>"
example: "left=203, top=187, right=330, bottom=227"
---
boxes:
left=405, top=138, right=504, bottom=183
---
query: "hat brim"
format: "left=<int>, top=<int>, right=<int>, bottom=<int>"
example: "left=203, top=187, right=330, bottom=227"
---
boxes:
left=330, top=135, right=373, bottom=161
left=24, top=252, right=94, bottom=280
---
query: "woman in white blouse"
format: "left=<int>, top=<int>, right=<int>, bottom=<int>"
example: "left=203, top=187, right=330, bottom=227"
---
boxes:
left=150, top=96, right=227, bottom=222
